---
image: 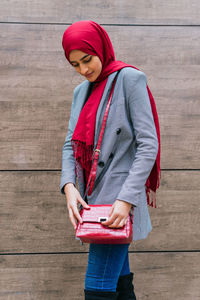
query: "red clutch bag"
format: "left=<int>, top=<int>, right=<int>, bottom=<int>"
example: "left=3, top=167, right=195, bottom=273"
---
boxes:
left=76, top=205, right=133, bottom=244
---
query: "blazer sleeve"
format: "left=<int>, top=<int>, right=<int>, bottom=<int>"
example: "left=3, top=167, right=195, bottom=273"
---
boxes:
left=60, top=91, right=77, bottom=195
left=117, top=71, right=159, bottom=207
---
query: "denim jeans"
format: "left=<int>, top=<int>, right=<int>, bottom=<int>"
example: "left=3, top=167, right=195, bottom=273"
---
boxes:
left=85, top=243, right=130, bottom=292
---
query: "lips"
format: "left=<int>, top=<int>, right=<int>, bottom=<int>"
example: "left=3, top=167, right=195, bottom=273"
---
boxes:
left=85, top=72, right=94, bottom=78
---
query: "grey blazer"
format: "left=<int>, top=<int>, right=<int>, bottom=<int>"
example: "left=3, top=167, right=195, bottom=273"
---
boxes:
left=60, top=67, right=158, bottom=241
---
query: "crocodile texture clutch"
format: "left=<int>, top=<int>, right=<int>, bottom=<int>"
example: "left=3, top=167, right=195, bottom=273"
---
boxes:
left=76, top=205, right=133, bottom=244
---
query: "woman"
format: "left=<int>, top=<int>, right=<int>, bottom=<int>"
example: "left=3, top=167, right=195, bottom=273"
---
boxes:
left=60, top=20, right=160, bottom=300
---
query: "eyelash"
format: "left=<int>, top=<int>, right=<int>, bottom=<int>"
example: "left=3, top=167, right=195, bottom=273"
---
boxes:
left=84, top=56, right=92, bottom=63
left=72, top=56, right=92, bottom=67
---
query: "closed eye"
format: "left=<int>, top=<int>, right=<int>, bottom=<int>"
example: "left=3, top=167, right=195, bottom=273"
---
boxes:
left=71, top=56, right=92, bottom=67
left=71, top=63, right=79, bottom=67
left=83, top=56, right=92, bottom=63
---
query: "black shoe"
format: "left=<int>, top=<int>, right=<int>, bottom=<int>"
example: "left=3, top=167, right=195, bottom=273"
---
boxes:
left=84, top=289, right=119, bottom=300
left=116, top=272, right=137, bottom=300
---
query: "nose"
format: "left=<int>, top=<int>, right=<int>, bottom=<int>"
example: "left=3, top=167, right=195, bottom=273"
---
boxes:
left=79, top=63, right=89, bottom=75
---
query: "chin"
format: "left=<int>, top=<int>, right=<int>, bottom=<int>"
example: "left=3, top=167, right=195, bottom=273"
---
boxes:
left=85, top=72, right=100, bottom=82
left=88, top=78, right=96, bottom=82
left=86, top=76, right=97, bottom=82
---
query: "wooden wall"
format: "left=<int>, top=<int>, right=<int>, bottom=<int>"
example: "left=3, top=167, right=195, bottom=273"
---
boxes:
left=0, top=1, right=200, bottom=299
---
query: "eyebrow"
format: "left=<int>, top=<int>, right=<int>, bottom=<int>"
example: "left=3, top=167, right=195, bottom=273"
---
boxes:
left=70, top=54, right=90, bottom=63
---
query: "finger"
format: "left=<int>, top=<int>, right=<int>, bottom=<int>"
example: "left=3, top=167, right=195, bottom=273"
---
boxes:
left=109, top=216, right=128, bottom=228
left=67, top=201, right=73, bottom=212
left=102, top=214, right=118, bottom=226
left=68, top=203, right=83, bottom=224
left=117, top=218, right=127, bottom=228
left=68, top=208, right=78, bottom=230
left=77, top=196, right=90, bottom=209
left=107, top=217, right=122, bottom=228
left=108, top=205, right=114, bottom=217
left=72, top=206, right=83, bottom=224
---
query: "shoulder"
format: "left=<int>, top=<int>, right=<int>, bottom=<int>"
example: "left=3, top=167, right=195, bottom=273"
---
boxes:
left=117, top=67, right=147, bottom=100
left=119, top=67, right=147, bottom=85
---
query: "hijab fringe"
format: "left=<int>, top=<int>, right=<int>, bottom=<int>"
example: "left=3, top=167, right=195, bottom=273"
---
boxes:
left=72, top=140, right=93, bottom=184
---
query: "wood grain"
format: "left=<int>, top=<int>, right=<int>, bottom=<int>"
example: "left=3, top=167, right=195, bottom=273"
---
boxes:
left=1, top=2, right=199, bottom=299
left=1, top=24, right=200, bottom=169
left=0, top=252, right=199, bottom=300
left=0, top=170, right=199, bottom=253
left=0, top=0, right=200, bottom=25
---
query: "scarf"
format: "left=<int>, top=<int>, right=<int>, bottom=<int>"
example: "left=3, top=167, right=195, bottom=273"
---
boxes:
left=62, top=20, right=161, bottom=207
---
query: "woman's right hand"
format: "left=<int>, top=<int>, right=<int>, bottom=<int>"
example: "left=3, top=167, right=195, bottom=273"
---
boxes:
left=64, top=183, right=90, bottom=230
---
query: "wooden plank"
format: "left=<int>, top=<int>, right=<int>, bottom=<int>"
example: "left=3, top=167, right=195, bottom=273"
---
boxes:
left=1, top=24, right=200, bottom=169
left=0, top=252, right=199, bottom=300
left=0, top=171, right=199, bottom=253
left=0, top=0, right=200, bottom=25
left=134, top=171, right=200, bottom=251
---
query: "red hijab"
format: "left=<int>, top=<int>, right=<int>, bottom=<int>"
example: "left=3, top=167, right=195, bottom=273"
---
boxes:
left=62, top=20, right=160, bottom=207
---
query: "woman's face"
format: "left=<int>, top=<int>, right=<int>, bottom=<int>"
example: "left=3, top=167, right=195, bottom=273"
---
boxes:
left=69, top=50, right=102, bottom=82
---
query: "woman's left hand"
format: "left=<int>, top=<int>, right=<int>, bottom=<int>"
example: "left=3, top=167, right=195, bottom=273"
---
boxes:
left=101, top=200, right=133, bottom=228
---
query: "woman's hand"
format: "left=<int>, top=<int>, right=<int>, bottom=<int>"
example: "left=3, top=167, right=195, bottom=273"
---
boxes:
left=101, top=200, right=133, bottom=228
left=64, top=183, right=90, bottom=230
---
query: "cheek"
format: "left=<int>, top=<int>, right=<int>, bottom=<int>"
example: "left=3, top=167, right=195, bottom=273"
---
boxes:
left=99, top=63, right=103, bottom=73
left=96, top=61, right=102, bottom=74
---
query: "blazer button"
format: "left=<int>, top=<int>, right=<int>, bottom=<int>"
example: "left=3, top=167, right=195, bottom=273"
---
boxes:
left=116, top=128, right=121, bottom=135
left=98, top=161, right=105, bottom=167
left=109, top=153, right=114, bottom=159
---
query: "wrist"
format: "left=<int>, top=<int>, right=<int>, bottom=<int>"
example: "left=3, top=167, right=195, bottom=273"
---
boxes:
left=116, top=199, right=132, bottom=210
left=64, top=182, right=74, bottom=193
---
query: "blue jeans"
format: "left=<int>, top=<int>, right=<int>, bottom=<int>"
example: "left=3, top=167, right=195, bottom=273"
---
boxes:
left=85, top=243, right=130, bottom=292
